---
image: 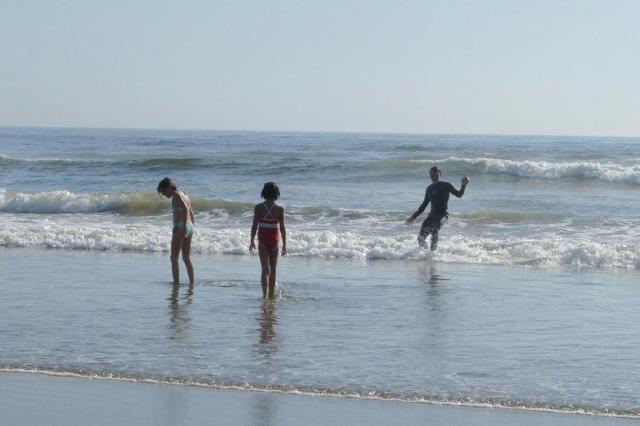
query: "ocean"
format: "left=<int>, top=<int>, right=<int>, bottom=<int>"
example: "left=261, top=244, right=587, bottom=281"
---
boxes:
left=1, top=127, right=639, bottom=417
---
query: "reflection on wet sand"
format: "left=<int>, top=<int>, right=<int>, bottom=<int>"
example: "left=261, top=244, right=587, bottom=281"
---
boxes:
left=420, top=264, right=450, bottom=323
left=258, top=301, right=278, bottom=355
left=156, top=387, right=188, bottom=426
left=424, top=265, right=449, bottom=288
left=418, top=264, right=449, bottom=365
left=168, top=283, right=194, bottom=340
left=251, top=392, right=278, bottom=426
left=252, top=301, right=279, bottom=426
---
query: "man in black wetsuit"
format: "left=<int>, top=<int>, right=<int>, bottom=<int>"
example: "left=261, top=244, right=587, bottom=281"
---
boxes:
left=405, top=166, right=470, bottom=251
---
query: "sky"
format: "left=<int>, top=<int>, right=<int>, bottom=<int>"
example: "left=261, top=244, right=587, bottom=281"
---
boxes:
left=1, top=0, right=639, bottom=136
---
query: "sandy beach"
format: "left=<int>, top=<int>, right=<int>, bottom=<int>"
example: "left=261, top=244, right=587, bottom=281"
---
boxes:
left=1, top=372, right=637, bottom=426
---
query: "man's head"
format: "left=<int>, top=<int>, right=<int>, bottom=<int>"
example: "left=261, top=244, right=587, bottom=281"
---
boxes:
left=429, top=166, right=441, bottom=182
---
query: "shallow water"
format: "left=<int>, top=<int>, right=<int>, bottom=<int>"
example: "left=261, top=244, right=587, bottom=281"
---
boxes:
left=1, top=248, right=639, bottom=416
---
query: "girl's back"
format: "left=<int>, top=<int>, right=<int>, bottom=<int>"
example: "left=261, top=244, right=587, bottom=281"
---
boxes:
left=255, top=202, right=283, bottom=222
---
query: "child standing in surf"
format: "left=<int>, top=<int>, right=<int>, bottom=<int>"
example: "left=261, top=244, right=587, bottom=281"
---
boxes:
left=158, top=177, right=195, bottom=284
left=249, top=182, right=287, bottom=299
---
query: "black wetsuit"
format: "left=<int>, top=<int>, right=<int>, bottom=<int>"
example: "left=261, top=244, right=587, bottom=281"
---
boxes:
left=411, top=181, right=466, bottom=250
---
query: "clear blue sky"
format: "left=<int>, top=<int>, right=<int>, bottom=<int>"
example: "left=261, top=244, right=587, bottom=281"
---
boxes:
left=1, top=1, right=639, bottom=136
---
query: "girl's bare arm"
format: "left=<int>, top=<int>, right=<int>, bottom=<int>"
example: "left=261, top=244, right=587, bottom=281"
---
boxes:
left=249, top=205, right=259, bottom=252
left=279, top=206, right=287, bottom=255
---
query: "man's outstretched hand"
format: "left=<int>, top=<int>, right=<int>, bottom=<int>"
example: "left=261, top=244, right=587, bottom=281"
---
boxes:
left=462, top=176, right=470, bottom=186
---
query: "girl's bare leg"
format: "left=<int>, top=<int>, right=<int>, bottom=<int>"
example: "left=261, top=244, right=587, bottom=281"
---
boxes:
left=258, top=245, right=271, bottom=299
left=267, top=247, right=279, bottom=299
left=170, top=232, right=184, bottom=284
left=182, top=235, right=195, bottom=284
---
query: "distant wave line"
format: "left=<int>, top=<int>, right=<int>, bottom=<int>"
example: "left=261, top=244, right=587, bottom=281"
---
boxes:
left=4, top=152, right=639, bottom=184
left=0, top=189, right=571, bottom=224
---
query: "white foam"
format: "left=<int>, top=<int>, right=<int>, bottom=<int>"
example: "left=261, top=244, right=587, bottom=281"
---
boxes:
left=0, top=217, right=637, bottom=270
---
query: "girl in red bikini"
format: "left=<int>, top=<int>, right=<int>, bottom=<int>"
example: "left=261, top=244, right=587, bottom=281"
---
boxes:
left=249, top=182, right=287, bottom=299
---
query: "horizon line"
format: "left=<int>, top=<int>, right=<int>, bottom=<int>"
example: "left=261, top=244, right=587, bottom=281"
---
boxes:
left=0, top=124, right=638, bottom=140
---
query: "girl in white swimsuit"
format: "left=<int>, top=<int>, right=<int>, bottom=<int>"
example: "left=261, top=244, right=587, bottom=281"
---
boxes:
left=158, top=177, right=195, bottom=284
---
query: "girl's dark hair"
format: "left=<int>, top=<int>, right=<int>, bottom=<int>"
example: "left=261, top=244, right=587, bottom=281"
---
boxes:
left=157, top=177, right=177, bottom=193
left=261, top=182, right=280, bottom=200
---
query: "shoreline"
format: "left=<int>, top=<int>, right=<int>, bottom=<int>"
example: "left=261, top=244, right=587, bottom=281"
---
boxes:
left=1, top=369, right=637, bottom=421
left=1, top=372, right=638, bottom=426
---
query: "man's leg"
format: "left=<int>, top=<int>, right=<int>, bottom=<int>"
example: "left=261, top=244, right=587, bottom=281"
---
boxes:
left=429, top=216, right=447, bottom=251
left=430, top=228, right=439, bottom=251
left=419, top=219, right=434, bottom=249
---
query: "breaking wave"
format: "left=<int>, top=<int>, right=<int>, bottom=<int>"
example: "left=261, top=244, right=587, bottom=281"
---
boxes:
left=412, top=157, right=640, bottom=184
left=0, top=189, right=569, bottom=226
left=0, top=222, right=637, bottom=270
left=0, top=189, right=252, bottom=216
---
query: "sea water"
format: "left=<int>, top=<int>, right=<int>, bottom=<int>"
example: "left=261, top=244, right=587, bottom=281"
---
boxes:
left=0, top=127, right=639, bottom=416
